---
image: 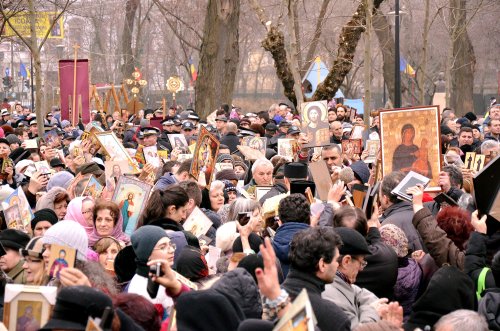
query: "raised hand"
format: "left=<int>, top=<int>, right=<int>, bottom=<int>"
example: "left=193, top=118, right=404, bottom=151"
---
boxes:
left=256, top=237, right=281, bottom=300
left=471, top=210, right=487, bottom=234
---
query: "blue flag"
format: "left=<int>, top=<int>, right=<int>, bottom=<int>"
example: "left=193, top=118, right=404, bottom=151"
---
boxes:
left=20, top=62, right=28, bottom=79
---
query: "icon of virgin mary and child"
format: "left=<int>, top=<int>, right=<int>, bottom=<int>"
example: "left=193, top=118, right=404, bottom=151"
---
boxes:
left=391, top=123, right=432, bottom=178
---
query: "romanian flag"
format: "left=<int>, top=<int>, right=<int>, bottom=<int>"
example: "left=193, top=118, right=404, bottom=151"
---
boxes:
left=400, top=58, right=415, bottom=77
left=188, top=57, right=197, bottom=82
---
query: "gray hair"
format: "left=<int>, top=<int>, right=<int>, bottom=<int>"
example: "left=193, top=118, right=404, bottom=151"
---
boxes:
left=251, top=158, right=273, bottom=174
left=226, top=197, right=261, bottom=222
left=209, top=180, right=225, bottom=193
left=481, top=139, right=499, bottom=154
left=268, top=103, right=278, bottom=113
left=434, top=310, right=488, bottom=331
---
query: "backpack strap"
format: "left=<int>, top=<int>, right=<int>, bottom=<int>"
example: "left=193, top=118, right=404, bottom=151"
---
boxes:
left=476, top=267, right=490, bottom=300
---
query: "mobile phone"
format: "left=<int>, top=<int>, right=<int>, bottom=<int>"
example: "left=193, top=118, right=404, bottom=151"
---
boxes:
left=237, top=212, right=251, bottom=226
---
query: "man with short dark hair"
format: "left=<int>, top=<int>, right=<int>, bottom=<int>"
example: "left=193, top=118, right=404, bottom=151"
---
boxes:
left=321, top=144, right=343, bottom=173
left=178, top=180, right=221, bottom=241
left=456, top=127, right=474, bottom=148
left=271, top=194, right=311, bottom=277
left=282, top=227, right=350, bottom=331
left=155, top=159, right=192, bottom=191
left=379, top=171, right=425, bottom=252
left=424, top=165, right=464, bottom=215
left=484, top=119, right=500, bottom=142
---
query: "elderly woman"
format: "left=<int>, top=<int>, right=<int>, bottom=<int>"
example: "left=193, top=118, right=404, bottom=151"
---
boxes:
left=215, top=198, right=263, bottom=255
left=207, top=180, right=225, bottom=213
left=88, top=201, right=129, bottom=247
left=21, top=237, right=49, bottom=285
left=65, top=196, right=95, bottom=236
left=35, top=187, right=70, bottom=220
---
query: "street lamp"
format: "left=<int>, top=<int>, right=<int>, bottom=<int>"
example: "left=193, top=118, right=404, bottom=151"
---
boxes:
left=394, top=0, right=401, bottom=108
left=387, top=1, right=406, bottom=108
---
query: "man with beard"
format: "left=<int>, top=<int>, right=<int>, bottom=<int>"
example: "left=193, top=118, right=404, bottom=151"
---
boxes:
left=335, top=105, right=348, bottom=123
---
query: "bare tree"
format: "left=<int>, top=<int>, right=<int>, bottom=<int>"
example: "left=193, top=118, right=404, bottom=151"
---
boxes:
left=195, top=0, right=240, bottom=118
left=1, top=0, right=75, bottom=136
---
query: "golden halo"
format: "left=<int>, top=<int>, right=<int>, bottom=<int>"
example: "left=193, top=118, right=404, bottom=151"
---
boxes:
left=302, top=101, right=327, bottom=124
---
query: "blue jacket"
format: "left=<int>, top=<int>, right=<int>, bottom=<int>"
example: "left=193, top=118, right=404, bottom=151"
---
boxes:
left=272, top=222, right=309, bottom=278
left=154, top=172, right=177, bottom=191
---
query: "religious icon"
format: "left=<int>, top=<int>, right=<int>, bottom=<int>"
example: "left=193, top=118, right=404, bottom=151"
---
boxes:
left=190, top=126, right=219, bottom=187
left=111, top=176, right=152, bottom=236
left=300, top=100, right=330, bottom=147
left=379, top=106, right=442, bottom=190
left=47, top=244, right=76, bottom=279
left=241, top=137, right=267, bottom=155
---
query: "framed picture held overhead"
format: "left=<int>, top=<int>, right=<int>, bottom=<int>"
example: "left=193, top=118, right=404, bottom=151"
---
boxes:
left=379, top=105, right=441, bottom=191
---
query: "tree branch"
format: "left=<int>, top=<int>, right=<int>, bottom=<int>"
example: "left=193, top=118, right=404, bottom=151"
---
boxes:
left=152, top=0, right=202, bottom=40
left=311, top=0, right=385, bottom=101
left=153, top=0, right=201, bottom=51
left=300, top=0, right=330, bottom=74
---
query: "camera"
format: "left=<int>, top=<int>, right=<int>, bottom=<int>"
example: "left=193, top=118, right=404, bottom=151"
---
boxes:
left=149, top=262, right=164, bottom=277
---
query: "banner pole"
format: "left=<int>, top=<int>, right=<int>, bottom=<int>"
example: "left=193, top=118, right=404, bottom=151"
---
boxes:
left=71, top=43, right=80, bottom=126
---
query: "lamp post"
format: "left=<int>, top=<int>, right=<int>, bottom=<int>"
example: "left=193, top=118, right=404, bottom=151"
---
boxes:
left=394, top=0, right=401, bottom=108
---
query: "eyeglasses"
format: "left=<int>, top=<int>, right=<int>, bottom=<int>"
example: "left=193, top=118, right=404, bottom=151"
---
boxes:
left=82, top=210, right=93, bottom=215
left=153, top=242, right=176, bottom=251
left=353, top=257, right=368, bottom=269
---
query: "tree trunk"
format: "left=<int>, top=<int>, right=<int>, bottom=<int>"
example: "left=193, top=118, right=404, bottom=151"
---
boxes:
left=121, top=0, right=140, bottom=79
left=195, top=0, right=240, bottom=119
left=286, top=0, right=304, bottom=110
left=261, top=26, right=297, bottom=106
left=311, top=0, right=384, bottom=101
left=449, top=0, right=475, bottom=116
left=363, top=0, right=372, bottom=124
left=27, top=0, right=44, bottom=137
left=372, top=9, right=395, bottom=106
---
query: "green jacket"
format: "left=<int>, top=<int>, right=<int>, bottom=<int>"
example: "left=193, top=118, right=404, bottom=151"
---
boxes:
left=7, top=260, right=26, bottom=284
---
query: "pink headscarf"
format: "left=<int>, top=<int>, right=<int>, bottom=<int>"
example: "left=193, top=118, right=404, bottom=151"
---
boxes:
left=88, top=205, right=130, bottom=247
left=65, top=196, right=94, bottom=236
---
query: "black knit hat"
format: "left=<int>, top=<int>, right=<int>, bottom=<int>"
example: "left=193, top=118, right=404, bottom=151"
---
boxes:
left=31, top=208, right=59, bottom=232
left=131, top=225, right=167, bottom=264
left=0, top=229, right=30, bottom=250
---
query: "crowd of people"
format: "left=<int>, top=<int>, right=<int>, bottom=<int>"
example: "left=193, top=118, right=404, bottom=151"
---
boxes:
left=0, top=97, right=498, bottom=331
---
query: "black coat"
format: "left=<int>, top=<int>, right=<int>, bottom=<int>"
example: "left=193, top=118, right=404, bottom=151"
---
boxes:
left=282, top=269, right=350, bottom=331
left=465, top=231, right=497, bottom=296
left=355, top=227, right=399, bottom=301
left=220, top=132, right=240, bottom=154
left=404, top=266, right=475, bottom=331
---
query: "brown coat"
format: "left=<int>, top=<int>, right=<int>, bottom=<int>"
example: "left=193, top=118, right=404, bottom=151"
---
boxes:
left=412, top=207, right=465, bottom=270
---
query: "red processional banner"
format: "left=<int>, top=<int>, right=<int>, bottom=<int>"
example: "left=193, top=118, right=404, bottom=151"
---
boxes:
left=58, top=59, right=90, bottom=125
